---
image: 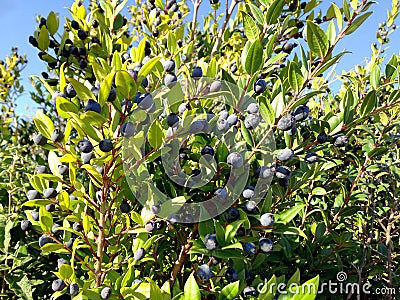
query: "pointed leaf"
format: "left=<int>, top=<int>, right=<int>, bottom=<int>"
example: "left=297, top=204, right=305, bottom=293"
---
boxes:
left=68, top=78, right=94, bottom=102
left=183, top=274, right=200, bottom=300
left=278, top=204, right=305, bottom=224
left=360, top=90, right=376, bottom=116
left=242, top=12, right=259, bottom=42
left=148, top=120, right=164, bottom=149
left=38, top=26, right=50, bottom=51
left=345, top=12, right=373, bottom=35
left=220, top=281, right=239, bottom=300
left=306, top=21, right=329, bottom=57
left=241, top=40, right=263, bottom=75
left=47, top=11, right=59, bottom=35
left=288, top=62, right=304, bottom=92
left=265, top=0, right=284, bottom=25
left=138, top=57, right=161, bottom=78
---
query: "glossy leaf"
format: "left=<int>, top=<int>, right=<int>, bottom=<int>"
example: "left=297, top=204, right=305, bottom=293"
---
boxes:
left=242, top=12, right=259, bottom=42
left=38, top=26, right=50, bottom=51
left=46, top=11, right=59, bottom=35
left=183, top=274, right=201, bottom=300
left=241, top=40, right=263, bottom=75
left=360, top=90, right=376, bottom=116
left=288, top=62, right=304, bottom=92
left=306, top=21, right=329, bottom=57
left=220, top=281, right=239, bottom=300
left=265, top=0, right=284, bottom=25
left=345, top=12, right=373, bottom=35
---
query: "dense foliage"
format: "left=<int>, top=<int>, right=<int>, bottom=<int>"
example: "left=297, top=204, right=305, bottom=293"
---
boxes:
left=1, top=0, right=399, bottom=299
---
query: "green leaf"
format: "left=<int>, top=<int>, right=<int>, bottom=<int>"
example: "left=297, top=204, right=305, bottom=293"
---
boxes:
left=58, top=191, right=70, bottom=211
left=278, top=204, right=305, bottom=224
left=59, top=264, right=74, bottom=280
left=220, top=281, right=239, bottom=300
left=306, top=21, right=329, bottom=57
left=331, top=3, right=343, bottom=30
left=56, top=96, right=79, bottom=118
left=98, top=72, right=115, bottom=106
left=214, top=219, right=226, bottom=246
left=39, top=206, right=53, bottom=232
left=360, top=90, right=376, bottom=116
left=68, top=78, right=94, bottom=102
left=92, top=61, right=107, bottom=83
left=16, top=275, right=34, bottom=300
left=278, top=269, right=301, bottom=299
left=34, top=111, right=55, bottom=139
left=247, top=3, right=264, bottom=25
left=213, top=248, right=243, bottom=259
left=131, top=39, right=147, bottom=63
left=312, top=187, right=326, bottom=195
left=241, top=40, right=263, bottom=75
left=198, top=219, right=214, bottom=240
left=138, top=57, right=162, bottom=79
left=59, top=62, right=67, bottom=92
left=264, top=52, right=287, bottom=69
left=112, top=51, right=122, bottom=70
left=315, top=52, right=347, bottom=76
left=388, top=89, right=400, bottom=104
left=240, top=121, right=254, bottom=146
left=81, top=164, right=103, bottom=184
left=385, top=55, right=397, bottom=78
left=131, top=211, right=144, bottom=225
left=183, top=274, right=200, bottom=300
left=71, top=114, right=102, bottom=142
left=81, top=111, right=107, bottom=126
left=22, top=199, right=53, bottom=207
left=221, top=242, right=243, bottom=250
left=292, top=275, right=320, bottom=300
left=149, top=279, right=163, bottom=300
left=116, top=70, right=137, bottom=99
left=345, top=12, right=373, bottom=35
left=207, top=58, right=217, bottom=78
left=167, top=32, right=177, bottom=54
left=48, top=151, right=61, bottom=177
left=0, top=219, right=13, bottom=251
left=225, top=220, right=244, bottom=244
left=326, top=20, right=336, bottom=44
left=28, top=174, right=46, bottom=193
left=38, top=26, right=50, bottom=51
left=159, top=196, right=186, bottom=217
left=265, top=0, right=284, bottom=25
left=148, top=120, right=164, bottom=149
left=343, top=0, right=351, bottom=20
left=259, top=99, right=275, bottom=125
left=242, top=12, right=259, bottom=42
left=47, top=11, right=59, bottom=35
left=287, top=269, right=300, bottom=286
left=143, top=235, right=163, bottom=252
left=369, top=65, right=380, bottom=89
left=265, top=32, right=278, bottom=57
left=83, top=214, right=90, bottom=235
left=288, top=62, right=304, bottom=92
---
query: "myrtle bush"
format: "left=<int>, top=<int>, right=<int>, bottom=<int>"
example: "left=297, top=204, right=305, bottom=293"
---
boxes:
left=14, top=0, right=400, bottom=299
left=0, top=49, right=58, bottom=299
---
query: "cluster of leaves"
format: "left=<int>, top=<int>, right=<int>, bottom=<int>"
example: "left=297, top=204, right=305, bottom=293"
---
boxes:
left=0, top=49, right=60, bottom=299
left=3, top=0, right=400, bottom=299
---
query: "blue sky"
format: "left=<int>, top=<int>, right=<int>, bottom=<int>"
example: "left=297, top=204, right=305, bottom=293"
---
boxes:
left=0, top=0, right=398, bottom=117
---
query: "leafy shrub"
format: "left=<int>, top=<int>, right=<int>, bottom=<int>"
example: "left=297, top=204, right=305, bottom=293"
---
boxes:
left=0, top=49, right=59, bottom=299
left=6, top=0, right=400, bottom=299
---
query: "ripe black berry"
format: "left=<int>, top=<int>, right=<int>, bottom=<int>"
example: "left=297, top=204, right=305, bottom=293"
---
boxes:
left=78, top=29, right=88, bottom=40
left=71, top=20, right=80, bottom=30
